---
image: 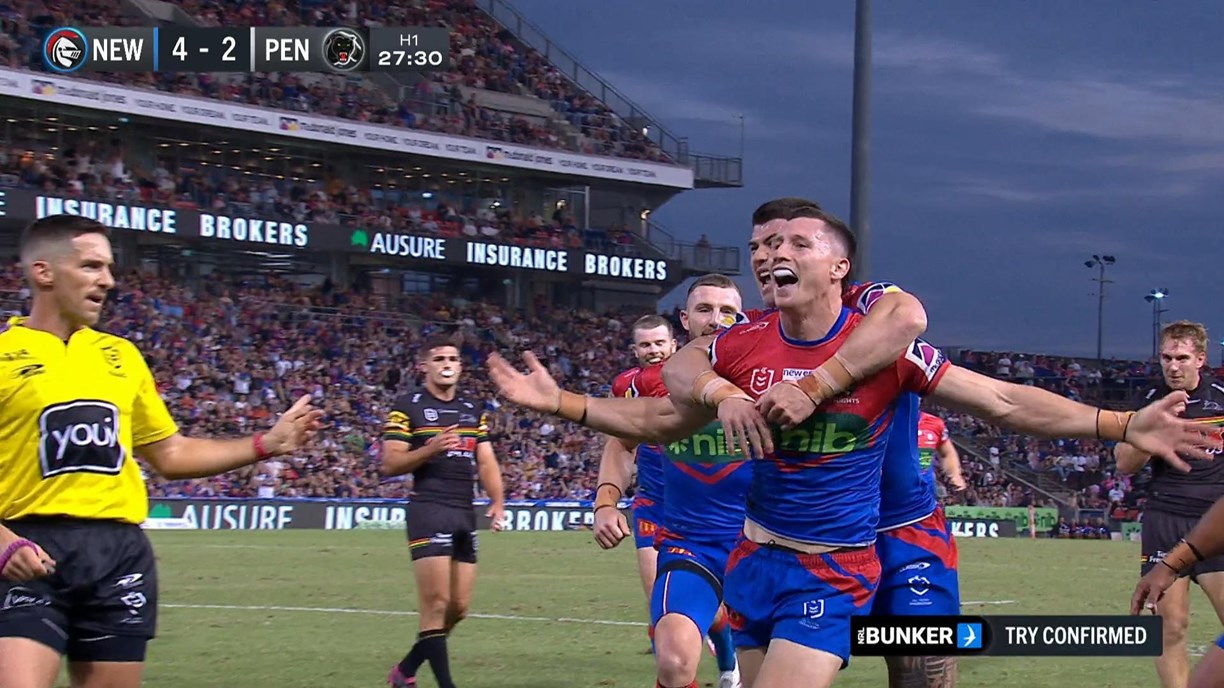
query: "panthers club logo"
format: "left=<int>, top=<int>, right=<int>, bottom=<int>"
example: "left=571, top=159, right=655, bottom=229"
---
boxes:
left=322, top=28, right=365, bottom=72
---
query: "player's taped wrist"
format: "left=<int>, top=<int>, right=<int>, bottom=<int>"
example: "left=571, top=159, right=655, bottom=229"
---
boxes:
left=692, top=371, right=751, bottom=407
left=1161, top=540, right=1202, bottom=575
left=594, top=482, right=622, bottom=511
left=555, top=390, right=588, bottom=425
left=796, top=352, right=860, bottom=405
left=1095, top=409, right=1136, bottom=442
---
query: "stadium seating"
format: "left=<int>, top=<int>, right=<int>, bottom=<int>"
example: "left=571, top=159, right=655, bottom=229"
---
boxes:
left=5, top=0, right=668, bottom=163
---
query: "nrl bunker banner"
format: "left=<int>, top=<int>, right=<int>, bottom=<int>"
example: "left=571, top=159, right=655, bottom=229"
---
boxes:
left=0, top=68, right=694, bottom=190
left=146, top=498, right=1026, bottom=536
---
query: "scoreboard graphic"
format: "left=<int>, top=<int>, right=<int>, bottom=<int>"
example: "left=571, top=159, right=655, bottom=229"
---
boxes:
left=40, top=26, right=449, bottom=74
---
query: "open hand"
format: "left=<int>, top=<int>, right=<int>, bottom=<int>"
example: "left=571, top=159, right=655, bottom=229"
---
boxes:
left=264, top=395, right=326, bottom=456
left=718, top=397, right=774, bottom=459
left=487, top=351, right=561, bottom=414
left=1127, top=391, right=1217, bottom=472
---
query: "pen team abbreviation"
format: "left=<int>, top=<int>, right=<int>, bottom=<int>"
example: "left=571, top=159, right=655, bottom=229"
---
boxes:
left=40, top=26, right=450, bottom=74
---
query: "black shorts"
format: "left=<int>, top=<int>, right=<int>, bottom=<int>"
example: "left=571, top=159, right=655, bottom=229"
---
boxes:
left=406, top=503, right=477, bottom=564
left=1140, top=510, right=1224, bottom=581
left=0, top=517, right=157, bottom=662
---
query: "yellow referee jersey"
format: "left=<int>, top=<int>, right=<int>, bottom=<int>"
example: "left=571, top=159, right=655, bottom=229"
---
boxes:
left=0, top=317, right=178, bottom=524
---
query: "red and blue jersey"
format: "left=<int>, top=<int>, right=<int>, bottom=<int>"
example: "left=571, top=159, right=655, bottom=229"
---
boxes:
left=630, top=365, right=753, bottom=545
left=611, top=366, right=666, bottom=507
left=917, top=412, right=950, bottom=479
left=710, top=307, right=950, bottom=546
left=841, top=281, right=941, bottom=530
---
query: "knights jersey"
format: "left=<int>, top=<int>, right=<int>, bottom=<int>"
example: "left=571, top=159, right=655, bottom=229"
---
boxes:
left=917, top=413, right=949, bottom=477
left=611, top=366, right=666, bottom=507
left=710, top=307, right=950, bottom=546
left=631, top=364, right=753, bottom=544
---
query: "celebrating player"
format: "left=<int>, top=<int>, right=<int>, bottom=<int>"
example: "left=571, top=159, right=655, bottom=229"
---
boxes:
left=0, top=215, right=323, bottom=688
left=381, top=335, right=506, bottom=688
left=1132, top=491, right=1224, bottom=688
left=487, top=199, right=1213, bottom=688
left=595, top=275, right=749, bottom=688
left=919, top=411, right=966, bottom=493
left=1118, top=320, right=1224, bottom=688
left=595, top=314, right=674, bottom=642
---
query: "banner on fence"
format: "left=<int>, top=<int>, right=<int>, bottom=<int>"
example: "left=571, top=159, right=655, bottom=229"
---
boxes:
left=944, top=506, right=1057, bottom=532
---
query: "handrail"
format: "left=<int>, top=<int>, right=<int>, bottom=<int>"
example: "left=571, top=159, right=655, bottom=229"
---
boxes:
left=475, top=0, right=742, bottom=186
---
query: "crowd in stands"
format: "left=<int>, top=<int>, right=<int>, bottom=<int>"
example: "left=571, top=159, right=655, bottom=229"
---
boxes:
left=0, top=254, right=1187, bottom=521
left=0, top=135, right=642, bottom=254
left=1, top=0, right=670, bottom=163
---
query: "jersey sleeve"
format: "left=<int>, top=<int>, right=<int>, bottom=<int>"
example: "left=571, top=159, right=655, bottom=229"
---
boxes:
left=610, top=369, right=637, bottom=398
left=476, top=411, right=491, bottom=444
left=896, top=338, right=951, bottom=396
left=383, top=395, right=414, bottom=443
left=934, top=417, right=950, bottom=443
left=843, top=281, right=903, bottom=315
left=129, top=343, right=179, bottom=447
left=635, top=365, right=668, bottom=398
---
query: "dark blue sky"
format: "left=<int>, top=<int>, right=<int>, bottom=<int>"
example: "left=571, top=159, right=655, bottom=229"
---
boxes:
left=509, top=0, right=1224, bottom=362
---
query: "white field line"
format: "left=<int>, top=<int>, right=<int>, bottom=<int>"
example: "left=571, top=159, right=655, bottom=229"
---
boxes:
left=163, top=599, right=1017, bottom=627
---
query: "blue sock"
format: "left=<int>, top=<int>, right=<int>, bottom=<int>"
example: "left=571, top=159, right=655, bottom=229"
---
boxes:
left=712, top=623, right=736, bottom=672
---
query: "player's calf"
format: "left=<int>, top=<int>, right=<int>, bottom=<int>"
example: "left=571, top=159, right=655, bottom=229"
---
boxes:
left=885, top=655, right=957, bottom=688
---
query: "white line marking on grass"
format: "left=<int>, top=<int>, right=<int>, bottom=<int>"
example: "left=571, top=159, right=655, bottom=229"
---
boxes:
left=165, top=599, right=1018, bottom=626
left=163, top=603, right=643, bottom=627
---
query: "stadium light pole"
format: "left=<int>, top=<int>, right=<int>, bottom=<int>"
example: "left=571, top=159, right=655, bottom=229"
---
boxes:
left=849, top=0, right=872, bottom=280
left=1085, top=255, right=1115, bottom=366
left=1144, top=288, right=1170, bottom=360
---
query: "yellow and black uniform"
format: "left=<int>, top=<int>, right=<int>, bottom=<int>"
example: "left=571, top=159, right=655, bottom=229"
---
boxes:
left=0, top=317, right=178, bottom=661
left=383, top=390, right=490, bottom=562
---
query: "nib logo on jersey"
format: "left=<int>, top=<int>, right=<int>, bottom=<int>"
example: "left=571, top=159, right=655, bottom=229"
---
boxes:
left=37, top=400, right=124, bottom=479
left=775, top=413, right=870, bottom=459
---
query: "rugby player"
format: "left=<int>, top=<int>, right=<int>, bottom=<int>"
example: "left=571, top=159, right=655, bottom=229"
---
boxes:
left=381, top=335, right=506, bottom=688
left=596, top=275, right=749, bottom=688
left=919, top=411, right=966, bottom=493
left=595, top=314, right=674, bottom=644
left=1133, top=492, right=1224, bottom=688
left=486, top=201, right=1212, bottom=688
left=0, top=215, right=324, bottom=688
left=1117, top=320, right=1224, bottom=688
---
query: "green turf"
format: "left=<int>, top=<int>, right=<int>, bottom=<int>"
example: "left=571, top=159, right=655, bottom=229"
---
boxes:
left=56, top=531, right=1223, bottom=687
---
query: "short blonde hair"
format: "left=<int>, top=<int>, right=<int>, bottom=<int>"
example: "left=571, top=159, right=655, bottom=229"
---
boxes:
left=1160, top=320, right=1208, bottom=355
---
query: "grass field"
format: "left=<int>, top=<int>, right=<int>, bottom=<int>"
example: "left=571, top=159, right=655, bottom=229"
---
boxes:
left=70, top=531, right=1224, bottom=687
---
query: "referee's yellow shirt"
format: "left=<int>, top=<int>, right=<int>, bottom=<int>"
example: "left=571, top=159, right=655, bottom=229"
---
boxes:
left=0, top=317, right=179, bottom=525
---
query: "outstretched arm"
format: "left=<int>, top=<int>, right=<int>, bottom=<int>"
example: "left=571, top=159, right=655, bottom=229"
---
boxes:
left=929, top=366, right=1210, bottom=471
left=487, top=351, right=713, bottom=444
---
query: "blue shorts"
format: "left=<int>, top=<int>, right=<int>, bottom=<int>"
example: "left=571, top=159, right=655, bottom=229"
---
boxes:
left=650, top=537, right=732, bottom=637
left=723, top=537, right=880, bottom=668
left=1217, top=633, right=1224, bottom=650
left=871, top=508, right=960, bottom=616
left=633, top=500, right=662, bottom=549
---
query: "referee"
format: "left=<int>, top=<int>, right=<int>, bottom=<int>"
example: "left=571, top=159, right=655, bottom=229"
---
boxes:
left=1117, top=320, right=1224, bottom=688
left=0, top=215, right=323, bottom=688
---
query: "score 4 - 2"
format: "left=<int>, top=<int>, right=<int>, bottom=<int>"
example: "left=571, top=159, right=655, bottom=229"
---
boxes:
left=158, top=28, right=250, bottom=72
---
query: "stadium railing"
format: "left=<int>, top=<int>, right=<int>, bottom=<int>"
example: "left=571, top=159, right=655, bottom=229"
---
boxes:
left=474, top=0, right=743, bottom=187
left=645, top=221, right=741, bottom=275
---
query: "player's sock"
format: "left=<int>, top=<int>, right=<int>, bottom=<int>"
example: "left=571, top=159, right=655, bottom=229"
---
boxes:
left=419, top=632, right=456, bottom=688
left=709, top=618, right=736, bottom=673
left=397, top=629, right=446, bottom=679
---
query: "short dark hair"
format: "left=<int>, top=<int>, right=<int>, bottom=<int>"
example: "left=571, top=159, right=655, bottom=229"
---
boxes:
left=687, top=273, right=739, bottom=296
left=19, top=215, right=110, bottom=264
left=751, top=197, right=857, bottom=260
left=418, top=334, right=459, bottom=360
left=632, top=314, right=673, bottom=338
